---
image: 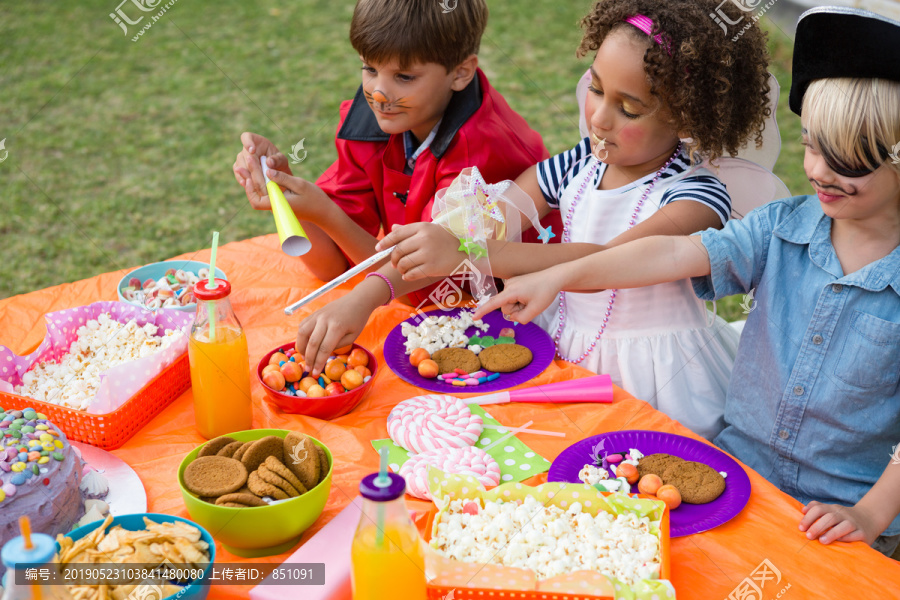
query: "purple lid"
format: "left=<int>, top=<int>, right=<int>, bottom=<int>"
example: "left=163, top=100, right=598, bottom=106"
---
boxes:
left=360, top=472, right=406, bottom=501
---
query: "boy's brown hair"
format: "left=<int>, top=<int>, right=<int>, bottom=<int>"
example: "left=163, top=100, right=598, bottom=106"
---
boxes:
left=350, top=0, right=487, bottom=72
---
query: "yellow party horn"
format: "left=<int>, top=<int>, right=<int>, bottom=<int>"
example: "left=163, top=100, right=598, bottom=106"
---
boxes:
left=261, top=155, right=311, bottom=256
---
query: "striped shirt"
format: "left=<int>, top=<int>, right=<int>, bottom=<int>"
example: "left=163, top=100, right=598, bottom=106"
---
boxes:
left=536, top=138, right=732, bottom=225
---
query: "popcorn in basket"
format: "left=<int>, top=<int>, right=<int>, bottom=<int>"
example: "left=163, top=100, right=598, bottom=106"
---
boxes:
left=423, top=467, right=675, bottom=600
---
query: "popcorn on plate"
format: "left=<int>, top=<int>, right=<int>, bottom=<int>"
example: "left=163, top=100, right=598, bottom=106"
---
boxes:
left=401, top=310, right=489, bottom=356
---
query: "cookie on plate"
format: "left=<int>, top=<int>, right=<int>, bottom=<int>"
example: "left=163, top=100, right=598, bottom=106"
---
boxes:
left=183, top=456, right=248, bottom=497
left=477, top=344, right=533, bottom=373
left=636, top=453, right=683, bottom=479
left=661, top=460, right=726, bottom=504
left=432, top=347, right=482, bottom=375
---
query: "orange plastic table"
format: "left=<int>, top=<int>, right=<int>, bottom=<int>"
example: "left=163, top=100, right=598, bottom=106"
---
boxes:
left=2, top=234, right=898, bottom=599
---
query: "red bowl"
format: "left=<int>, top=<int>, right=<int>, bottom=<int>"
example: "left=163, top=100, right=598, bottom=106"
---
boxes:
left=256, top=342, right=377, bottom=419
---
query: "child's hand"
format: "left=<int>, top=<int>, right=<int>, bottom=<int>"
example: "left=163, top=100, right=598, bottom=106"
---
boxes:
left=473, top=271, right=561, bottom=324
left=799, top=501, right=882, bottom=545
left=233, top=132, right=291, bottom=211
left=376, top=223, right=464, bottom=280
left=295, top=292, right=376, bottom=377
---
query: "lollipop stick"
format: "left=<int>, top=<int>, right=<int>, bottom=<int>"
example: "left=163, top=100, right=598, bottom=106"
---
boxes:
left=483, top=421, right=533, bottom=451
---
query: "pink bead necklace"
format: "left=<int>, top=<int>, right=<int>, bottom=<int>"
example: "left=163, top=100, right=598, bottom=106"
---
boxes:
left=555, top=143, right=683, bottom=364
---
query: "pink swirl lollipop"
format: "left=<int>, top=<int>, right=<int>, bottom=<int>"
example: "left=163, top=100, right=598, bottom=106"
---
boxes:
left=400, top=446, right=501, bottom=500
left=387, top=394, right=484, bottom=454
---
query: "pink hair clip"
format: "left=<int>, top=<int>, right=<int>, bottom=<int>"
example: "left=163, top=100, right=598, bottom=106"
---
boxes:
left=624, top=14, right=672, bottom=55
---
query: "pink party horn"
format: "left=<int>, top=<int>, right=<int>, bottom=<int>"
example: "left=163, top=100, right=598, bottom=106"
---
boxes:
left=468, top=375, right=613, bottom=406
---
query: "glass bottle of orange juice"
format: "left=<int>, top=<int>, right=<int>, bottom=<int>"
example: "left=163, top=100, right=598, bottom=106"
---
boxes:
left=189, top=278, right=253, bottom=439
left=351, top=472, right=426, bottom=600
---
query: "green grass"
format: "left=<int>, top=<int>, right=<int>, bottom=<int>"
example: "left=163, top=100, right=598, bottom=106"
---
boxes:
left=1, top=1, right=805, bottom=322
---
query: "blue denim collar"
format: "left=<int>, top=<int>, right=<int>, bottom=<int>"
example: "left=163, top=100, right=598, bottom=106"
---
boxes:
left=773, top=195, right=900, bottom=295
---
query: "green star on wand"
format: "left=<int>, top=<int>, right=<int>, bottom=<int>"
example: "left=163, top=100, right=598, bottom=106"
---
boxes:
left=458, top=238, right=487, bottom=259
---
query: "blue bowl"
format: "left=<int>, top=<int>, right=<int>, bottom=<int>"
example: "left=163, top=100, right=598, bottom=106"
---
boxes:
left=60, top=513, right=215, bottom=600
left=117, top=260, right=227, bottom=313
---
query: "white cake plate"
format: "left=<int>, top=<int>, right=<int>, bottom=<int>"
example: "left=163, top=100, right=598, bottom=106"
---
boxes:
left=71, top=441, right=147, bottom=515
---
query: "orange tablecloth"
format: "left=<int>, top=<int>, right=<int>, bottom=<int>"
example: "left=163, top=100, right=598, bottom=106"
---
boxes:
left=2, top=234, right=898, bottom=599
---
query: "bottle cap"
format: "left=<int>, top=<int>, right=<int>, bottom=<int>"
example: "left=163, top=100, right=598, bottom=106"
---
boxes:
left=193, top=278, right=231, bottom=301
left=359, top=472, right=406, bottom=502
left=1, top=532, right=56, bottom=568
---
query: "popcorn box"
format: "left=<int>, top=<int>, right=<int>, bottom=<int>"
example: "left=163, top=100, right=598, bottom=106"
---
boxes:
left=423, top=470, right=674, bottom=600
left=0, top=301, right=192, bottom=449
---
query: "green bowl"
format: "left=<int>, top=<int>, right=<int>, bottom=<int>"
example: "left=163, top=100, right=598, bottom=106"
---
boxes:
left=178, top=429, right=332, bottom=558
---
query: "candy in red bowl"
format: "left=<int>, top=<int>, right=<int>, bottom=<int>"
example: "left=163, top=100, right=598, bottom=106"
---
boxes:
left=256, top=342, right=376, bottom=418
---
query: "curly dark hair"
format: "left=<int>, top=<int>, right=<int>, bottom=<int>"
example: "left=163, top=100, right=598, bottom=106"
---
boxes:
left=578, top=0, right=771, bottom=162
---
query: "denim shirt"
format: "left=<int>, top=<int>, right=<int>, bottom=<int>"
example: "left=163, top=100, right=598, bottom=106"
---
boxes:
left=693, top=195, right=900, bottom=536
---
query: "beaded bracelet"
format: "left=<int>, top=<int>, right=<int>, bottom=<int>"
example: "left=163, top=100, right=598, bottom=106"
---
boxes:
left=365, top=272, right=395, bottom=306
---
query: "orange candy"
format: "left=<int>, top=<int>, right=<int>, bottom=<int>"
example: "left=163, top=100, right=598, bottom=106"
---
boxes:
left=281, top=361, right=303, bottom=383
left=417, top=359, right=439, bottom=379
left=336, top=354, right=350, bottom=364
left=348, top=348, right=369, bottom=368
left=341, top=369, right=364, bottom=390
left=408, top=348, right=430, bottom=368
left=333, top=344, right=354, bottom=356
left=261, top=364, right=280, bottom=377
left=298, top=376, right=318, bottom=393
left=615, top=463, right=639, bottom=485
left=324, top=359, right=346, bottom=381
left=306, top=384, right=328, bottom=398
left=262, top=370, right=286, bottom=391
left=269, top=352, right=288, bottom=366
left=325, top=382, right=346, bottom=396
left=656, top=485, right=682, bottom=510
left=354, top=365, right=372, bottom=378
left=637, top=474, right=663, bottom=495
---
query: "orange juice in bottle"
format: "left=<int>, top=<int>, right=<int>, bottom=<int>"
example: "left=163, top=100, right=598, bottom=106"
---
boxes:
left=189, top=278, right=253, bottom=439
left=351, top=471, right=426, bottom=600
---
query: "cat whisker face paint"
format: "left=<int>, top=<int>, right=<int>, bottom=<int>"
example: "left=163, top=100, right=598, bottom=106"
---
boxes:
left=364, top=89, right=411, bottom=113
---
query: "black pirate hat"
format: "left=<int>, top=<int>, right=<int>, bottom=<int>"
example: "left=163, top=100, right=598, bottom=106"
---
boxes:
left=789, top=6, right=900, bottom=116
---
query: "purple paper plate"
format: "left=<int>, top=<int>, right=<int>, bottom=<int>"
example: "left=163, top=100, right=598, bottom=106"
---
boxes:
left=548, top=430, right=752, bottom=537
left=384, top=307, right=555, bottom=394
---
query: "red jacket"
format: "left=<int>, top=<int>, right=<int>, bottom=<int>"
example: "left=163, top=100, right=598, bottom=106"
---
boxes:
left=316, top=69, right=560, bottom=305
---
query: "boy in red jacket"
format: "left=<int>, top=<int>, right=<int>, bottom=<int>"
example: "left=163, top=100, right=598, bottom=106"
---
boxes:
left=233, top=0, right=552, bottom=304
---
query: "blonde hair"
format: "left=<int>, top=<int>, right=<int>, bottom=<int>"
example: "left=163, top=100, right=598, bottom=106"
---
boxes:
left=802, top=77, right=900, bottom=178
left=350, top=0, right=487, bottom=72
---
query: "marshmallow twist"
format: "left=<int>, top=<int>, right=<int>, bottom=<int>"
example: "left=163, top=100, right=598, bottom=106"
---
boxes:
left=387, top=394, right=484, bottom=454
left=400, top=446, right=500, bottom=500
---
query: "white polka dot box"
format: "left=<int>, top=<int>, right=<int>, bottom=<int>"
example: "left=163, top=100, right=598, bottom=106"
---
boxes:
left=0, top=301, right=192, bottom=450
left=422, top=471, right=674, bottom=600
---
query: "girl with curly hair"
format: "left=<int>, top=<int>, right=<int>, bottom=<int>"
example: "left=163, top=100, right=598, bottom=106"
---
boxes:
left=476, top=7, right=900, bottom=556
left=345, top=0, right=774, bottom=440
